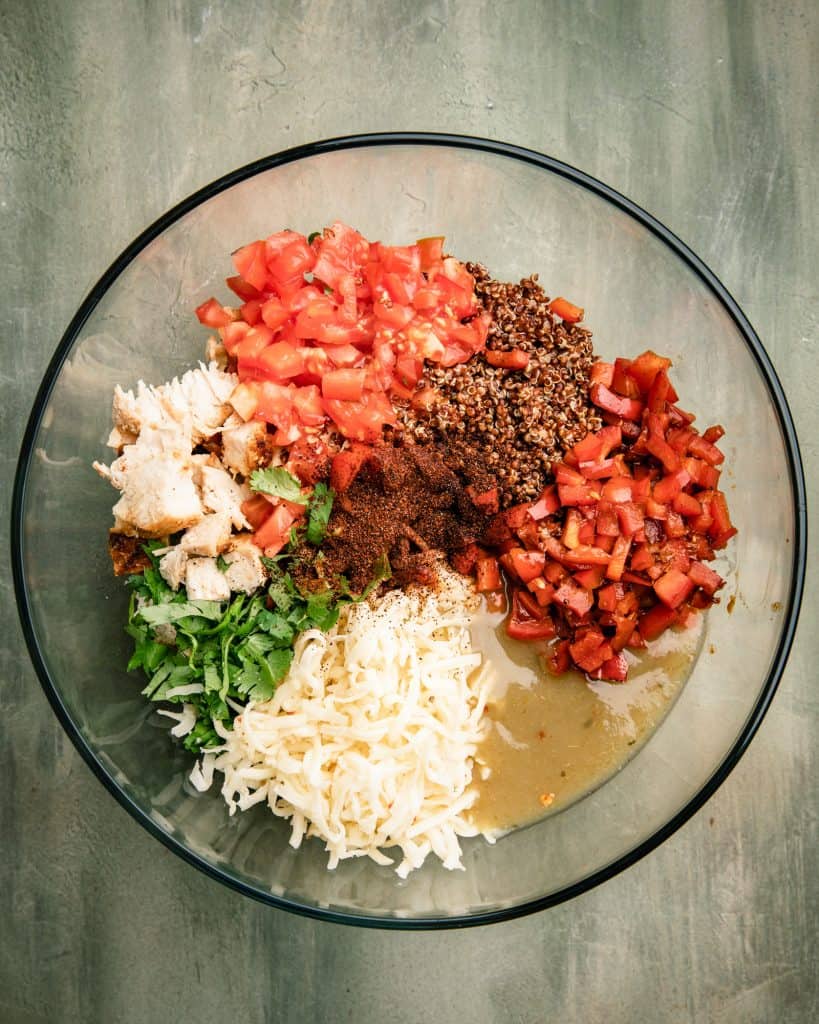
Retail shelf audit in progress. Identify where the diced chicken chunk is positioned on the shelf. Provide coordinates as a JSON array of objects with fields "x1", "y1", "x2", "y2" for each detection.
[
  {"x1": 195, "y1": 459, "x2": 251, "y2": 529},
  {"x1": 223, "y1": 534, "x2": 268, "y2": 594},
  {"x1": 159, "y1": 545, "x2": 188, "y2": 590},
  {"x1": 109, "y1": 363, "x2": 238, "y2": 447},
  {"x1": 180, "y1": 512, "x2": 232, "y2": 557},
  {"x1": 221, "y1": 420, "x2": 280, "y2": 479},
  {"x1": 112, "y1": 451, "x2": 203, "y2": 536},
  {"x1": 185, "y1": 557, "x2": 231, "y2": 601}
]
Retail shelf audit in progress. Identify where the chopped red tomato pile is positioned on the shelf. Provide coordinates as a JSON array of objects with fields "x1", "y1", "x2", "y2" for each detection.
[
  {"x1": 195, "y1": 223, "x2": 489, "y2": 444},
  {"x1": 457, "y1": 349, "x2": 736, "y2": 682}
]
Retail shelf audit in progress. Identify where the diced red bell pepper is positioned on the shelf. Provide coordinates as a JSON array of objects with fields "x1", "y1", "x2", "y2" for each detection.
[
  {"x1": 596, "y1": 583, "x2": 622, "y2": 612},
  {"x1": 653, "y1": 568, "x2": 695, "y2": 608},
  {"x1": 485, "y1": 348, "x2": 530, "y2": 369},
  {"x1": 577, "y1": 519, "x2": 597, "y2": 545},
  {"x1": 595, "y1": 533, "x2": 617, "y2": 552},
  {"x1": 645, "y1": 432, "x2": 680, "y2": 473},
  {"x1": 688, "y1": 434, "x2": 725, "y2": 466},
  {"x1": 661, "y1": 538, "x2": 691, "y2": 573},
  {"x1": 606, "y1": 535, "x2": 632, "y2": 581},
  {"x1": 646, "y1": 496, "x2": 668, "y2": 520},
  {"x1": 573, "y1": 565, "x2": 607, "y2": 589},
  {"x1": 508, "y1": 549, "x2": 546, "y2": 583},
  {"x1": 570, "y1": 630, "x2": 613, "y2": 673},
  {"x1": 688, "y1": 560, "x2": 724, "y2": 596},
  {"x1": 548, "y1": 639, "x2": 572, "y2": 675},
  {"x1": 667, "y1": 427, "x2": 696, "y2": 454},
  {"x1": 663, "y1": 511, "x2": 687, "y2": 538},
  {"x1": 630, "y1": 543, "x2": 655, "y2": 572},
  {"x1": 555, "y1": 463, "x2": 586, "y2": 486},
  {"x1": 543, "y1": 558, "x2": 567, "y2": 585},
  {"x1": 561, "y1": 508, "x2": 583, "y2": 548},
  {"x1": 571, "y1": 425, "x2": 622, "y2": 464},
  {"x1": 465, "y1": 485, "x2": 500, "y2": 515},
  {"x1": 579, "y1": 458, "x2": 617, "y2": 480},
  {"x1": 702, "y1": 424, "x2": 725, "y2": 444},
  {"x1": 600, "y1": 476, "x2": 635, "y2": 503},
  {"x1": 647, "y1": 368, "x2": 678, "y2": 412},
  {"x1": 329, "y1": 443, "x2": 372, "y2": 493},
  {"x1": 562, "y1": 545, "x2": 613, "y2": 567},
  {"x1": 552, "y1": 580, "x2": 594, "y2": 618},
  {"x1": 612, "y1": 358, "x2": 642, "y2": 399},
  {"x1": 528, "y1": 485, "x2": 560, "y2": 520},
  {"x1": 590, "y1": 652, "x2": 629, "y2": 682},
  {"x1": 616, "y1": 501, "x2": 645, "y2": 538},
  {"x1": 475, "y1": 556, "x2": 503, "y2": 592},
  {"x1": 549, "y1": 297, "x2": 584, "y2": 323},
  {"x1": 639, "y1": 603, "x2": 679, "y2": 641},
  {"x1": 708, "y1": 491, "x2": 738, "y2": 548},
  {"x1": 625, "y1": 350, "x2": 672, "y2": 396},
  {"x1": 451, "y1": 543, "x2": 483, "y2": 575},
  {"x1": 590, "y1": 361, "x2": 615, "y2": 387},
  {"x1": 683, "y1": 456, "x2": 721, "y2": 489},
  {"x1": 673, "y1": 492, "x2": 703, "y2": 517},
  {"x1": 590, "y1": 382, "x2": 644, "y2": 422},
  {"x1": 506, "y1": 589, "x2": 557, "y2": 641},
  {"x1": 558, "y1": 482, "x2": 600, "y2": 506}
]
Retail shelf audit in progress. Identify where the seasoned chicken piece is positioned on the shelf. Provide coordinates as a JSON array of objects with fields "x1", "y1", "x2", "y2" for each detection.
[
  {"x1": 159, "y1": 545, "x2": 188, "y2": 590},
  {"x1": 205, "y1": 335, "x2": 229, "y2": 370},
  {"x1": 109, "y1": 363, "x2": 238, "y2": 446},
  {"x1": 111, "y1": 449, "x2": 203, "y2": 536},
  {"x1": 108, "y1": 531, "x2": 153, "y2": 576},
  {"x1": 180, "y1": 512, "x2": 232, "y2": 557},
  {"x1": 223, "y1": 533, "x2": 267, "y2": 593},
  {"x1": 185, "y1": 557, "x2": 231, "y2": 601},
  {"x1": 195, "y1": 458, "x2": 251, "y2": 529},
  {"x1": 221, "y1": 420, "x2": 281, "y2": 479}
]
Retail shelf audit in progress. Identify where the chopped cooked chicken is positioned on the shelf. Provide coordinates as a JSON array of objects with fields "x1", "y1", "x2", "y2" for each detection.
[
  {"x1": 205, "y1": 335, "x2": 229, "y2": 370},
  {"x1": 111, "y1": 448, "x2": 203, "y2": 536},
  {"x1": 109, "y1": 363, "x2": 237, "y2": 446},
  {"x1": 185, "y1": 557, "x2": 231, "y2": 601},
  {"x1": 180, "y1": 512, "x2": 233, "y2": 557},
  {"x1": 221, "y1": 420, "x2": 280, "y2": 479},
  {"x1": 108, "y1": 532, "x2": 153, "y2": 576},
  {"x1": 223, "y1": 533, "x2": 267, "y2": 593},
  {"x1": 195, "y1": 458, "x2": 251, "y2": 529},
  {"x1": 159, "y1": 545, "x2": 188, "y2": 590}
]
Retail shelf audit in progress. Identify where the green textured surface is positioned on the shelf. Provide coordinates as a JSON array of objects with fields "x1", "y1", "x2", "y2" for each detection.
[{"x1": 2, "y1": 1, "x2": 817, "y2": 1021}]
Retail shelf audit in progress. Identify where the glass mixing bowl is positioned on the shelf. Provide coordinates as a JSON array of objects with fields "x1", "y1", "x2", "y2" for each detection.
[{"x1": 12, "y1": 134, "x2": 806, "y2": 928}]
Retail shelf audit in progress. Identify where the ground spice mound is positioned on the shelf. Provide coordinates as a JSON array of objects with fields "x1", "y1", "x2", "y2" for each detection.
[
  {"x1": 398, "y1": 264, "x2": 601, "y2": 507},
  {"x1": 295, "y1": 442, "x2": 492, "y2": 592}
]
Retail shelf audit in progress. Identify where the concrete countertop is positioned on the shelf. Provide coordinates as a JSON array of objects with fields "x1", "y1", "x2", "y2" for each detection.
[{"x1": 2, "y1": 2, "x2": 816, "y2": 1021}]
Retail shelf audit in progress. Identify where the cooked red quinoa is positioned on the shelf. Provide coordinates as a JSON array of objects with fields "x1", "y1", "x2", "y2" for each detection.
[{"x1": 397, "y1": 264, "x2": 601, "y2": 507}]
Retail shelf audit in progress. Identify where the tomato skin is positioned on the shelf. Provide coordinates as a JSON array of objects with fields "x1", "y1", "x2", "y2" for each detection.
[{"x1": 251, "y1": 502, "x2": 303, "y2": 555}]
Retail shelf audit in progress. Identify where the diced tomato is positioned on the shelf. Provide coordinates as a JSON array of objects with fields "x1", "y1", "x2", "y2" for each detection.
[
  {"x1": 311, "y1": 222, "x2": 370, "y2": 289},
  {"x1": 254, "y1": 380, "x2": 295, "y2": 433},
  {"x1": 291, "y1": 385, "x2": 326, "y2": 427},
  {"x1": 321, "y1": 368, "x2": 366, "y2": 402},
  {"x1": 285, "y1": 436, "x2": 330, "y2": 485},
  {"x1": 558, "y1": 482, "x2": 599, "y2": 506},
  {"x1": 596, "y1": 583, "x2": 621, "y2": 612},
  {"x1": 562, "y1": 545, "x2": 612, "y2": 567},
  {"x1": 549, "y1": 297, "x2": 584, "y2": 323},
  {"x1": 220, "y1": 320, "x2": 251, "y2": 355},
  {"x1": 226, "y1": 275, "x2": 262, "y2": 302},
  {"x1": 663, "y1": 510, "x2": 687, "y2": 539},
  {"x1": 572, "y1": 425, "x2": 622, "y2": 464},
  {"x1": 267, "y1": 237, "x2": 316, "y2": 292},
  {"x1": 255, "y1": 342, "x2": 306, "y2": 381},
  {"x1": 259, "y1": 297, "x2": 290, "y2": 331},
  {"x1": 673, "y1": 492, "x2": 702, "y2": 517},
  {"x1": 195, "y1": 297, "x2": 234, "y2": 328},
  {"x1": 573, "y1": 565, "x2": 607, "y2": 589},
  {"x1": 606, "y1": 535, "x2": 632, "y2": 582},
  {"x1": 241, "y1": 494, "x2": 274, "y2": 531},
  {"x1": 590, "y1": 652, "x2": 629, "y2": 681},
  {"x1": 616, "y1": 501, "x2": 645, "y2": 538},
  {"x1": 416, "y1": 236, "x2": 444, "y2": 270},
  {"x1": 239, "y1": 298, "x2": 263, "y2": 326},
  {"x1": 709, "y1": 490, "x2": 738, "y2": 548},
  {"x1": 252, "y1": 502, "x2": 303, "y2": 555},
  {"x1": 600, "y1": 476, "x2": 634, "y2": 503},
  {"x1": 323, "y1": 390, "x2": 396, "y2": 442},
  {"x1": 232, "y1": 240, "x2": 269, "y2": 293}
]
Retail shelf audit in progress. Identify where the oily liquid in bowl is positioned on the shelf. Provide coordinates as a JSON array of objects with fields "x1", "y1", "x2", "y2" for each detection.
[{"x1": 470, "y1": 609, "x2": 704, "y2": 833}]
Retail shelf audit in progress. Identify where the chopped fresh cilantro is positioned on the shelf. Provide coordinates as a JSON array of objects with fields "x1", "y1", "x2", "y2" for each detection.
[
  {"x1": 306, "y1": 482, "x2": 334, "y2": 545},
  {"x1": 249, "y1": 467, "x2": 307, "y2": 505}
]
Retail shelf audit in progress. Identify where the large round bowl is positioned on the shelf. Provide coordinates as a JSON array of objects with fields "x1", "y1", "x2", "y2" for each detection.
[{"x1": 12, "y1": 133, "x2": 806, "y2": 928}]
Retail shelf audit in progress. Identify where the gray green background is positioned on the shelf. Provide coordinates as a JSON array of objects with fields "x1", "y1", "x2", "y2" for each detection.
[{"x1": 2, "y1": 2, "x2": 817, "y2": 1022}]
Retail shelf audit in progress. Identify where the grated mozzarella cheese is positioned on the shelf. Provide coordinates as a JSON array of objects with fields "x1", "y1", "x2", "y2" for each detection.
[{"x1": 192, "y1": 570, "x2": 495, "y2": 877}]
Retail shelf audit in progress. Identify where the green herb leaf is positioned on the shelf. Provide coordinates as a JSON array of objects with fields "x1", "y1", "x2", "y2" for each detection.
[
  {"x1": 306, "y1": 482, "x2": 334, "y2": 545},
  {"x1": 249, "y1": 467, "x2": 307, "y2": 505},
  {"x1": 307, "y1": 231, "x2": 320, "y2": 244}
]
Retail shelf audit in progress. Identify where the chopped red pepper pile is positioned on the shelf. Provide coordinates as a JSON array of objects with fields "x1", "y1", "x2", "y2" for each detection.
[
  {"x1": 457, "y1": 349, "x2": 737, "y2": 682},
  {"x1": 195, "y1": 223, "x2": 490, "y2": 445}
]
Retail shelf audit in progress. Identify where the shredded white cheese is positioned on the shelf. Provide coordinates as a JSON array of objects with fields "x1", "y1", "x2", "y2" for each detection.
[{"x1": 191, "y1": 570, "x2": 495, "y2": 877}]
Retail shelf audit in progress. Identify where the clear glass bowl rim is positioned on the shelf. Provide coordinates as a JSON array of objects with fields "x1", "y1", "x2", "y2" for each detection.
[{"x1": 11, "y1": 131, "x2": 808, "y2": 929}]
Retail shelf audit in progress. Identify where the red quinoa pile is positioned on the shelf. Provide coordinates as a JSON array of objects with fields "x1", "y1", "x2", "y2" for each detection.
[{"x1": 397, "y1": 264, "x2": 602, "y2": 508}]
